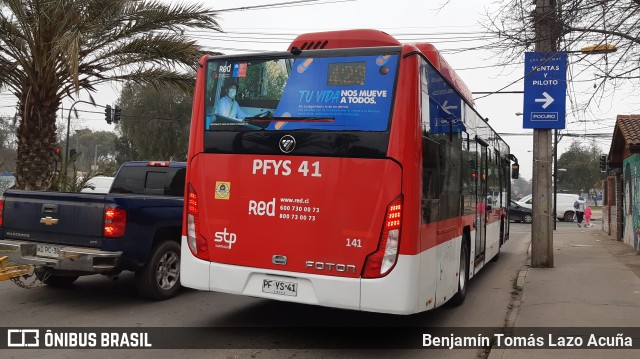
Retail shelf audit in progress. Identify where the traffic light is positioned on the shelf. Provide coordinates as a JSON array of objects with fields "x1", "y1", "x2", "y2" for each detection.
[
  {"x1": 53, "y1": 147, "x2": 62, "y2": 171},
  {"x1": 114, "y1": 105, "x2": 121, "y2": 123},
  {"x1": 105, "y1": 105, "x2": 112, "y2": 124},
  {"x1": 69, "y1": 149, "x2": 77, "y2": 162},
  {"x1": 599, "y1": 154, "x2": 607, "y2": 172},
  {"x1": 54, "y1": 147, "x2": 62, "y2": 162}
]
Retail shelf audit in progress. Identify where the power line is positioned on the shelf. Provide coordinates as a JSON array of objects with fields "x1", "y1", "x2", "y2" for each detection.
[{"x1": 213, "y1": 0, "x2": 355, "y2": 13}]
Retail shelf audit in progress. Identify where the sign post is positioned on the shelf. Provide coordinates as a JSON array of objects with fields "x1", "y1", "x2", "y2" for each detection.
[{"x1": 525, "y1": 50, "x2": 566, "y2": 268}]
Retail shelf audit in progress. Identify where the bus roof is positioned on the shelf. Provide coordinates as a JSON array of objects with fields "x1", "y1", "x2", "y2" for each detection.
[
  {"x1": 414, "y1": 43, "x2": 475, "y2": 108},
  {"x1": 287, "y1": 29, "x2": 474, "y2": 107},
  {"x1": 287, "y1": 29, "x2": 400, "y2": 51}
]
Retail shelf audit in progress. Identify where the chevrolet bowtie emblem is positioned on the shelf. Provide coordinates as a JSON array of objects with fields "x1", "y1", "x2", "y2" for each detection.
[{"x1": 40, "y1": 216, "x2": 59, "y2": 226}]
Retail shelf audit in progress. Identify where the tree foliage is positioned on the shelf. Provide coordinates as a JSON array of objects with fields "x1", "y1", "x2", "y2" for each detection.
[
  {"x1": 512, "y1": 177, "x2": 533, "y2": 198},
  {"x1": 114, "y1": 135, "x2": 140, "y2": 165},
  {"x1": 61, "y1": 129, "x2": 118, "y2": 174},
  {"x1": 0, "y1": 0, "x2": 220, "y2": 190},
  {"x1": 557, "y1": 140, "x2": 606, "y2": 194},
  {"x1": 485, "y1": 1, "x2": 640, "y2": 103},
  {"x1": 117, "y1": 82, "x2": 192, "y2": 162}
]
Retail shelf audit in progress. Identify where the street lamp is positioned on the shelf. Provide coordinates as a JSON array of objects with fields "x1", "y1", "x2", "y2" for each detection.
[
  {"x1": 64, "y1": 100, "x2": 97, "y2": 172},
  {"x1": 580, "y1": 44, "x2": 617, "y2": 54},
  {"x1": 92, "y1": 144, "x2": 99, "y2": 171}
]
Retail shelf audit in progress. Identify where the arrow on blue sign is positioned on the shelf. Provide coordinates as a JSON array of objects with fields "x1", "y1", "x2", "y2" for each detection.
[
  {"x1": 535, "y1": 92, "x2": 554, "y2": 109},
  {"x1": 442, "y1": 100, "x2": 458, "y2": 115}
]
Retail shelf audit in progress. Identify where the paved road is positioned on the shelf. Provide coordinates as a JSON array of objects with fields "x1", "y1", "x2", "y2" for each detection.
[{"x1": 1, "y1": 224, "x2": 533, "y2": 359}]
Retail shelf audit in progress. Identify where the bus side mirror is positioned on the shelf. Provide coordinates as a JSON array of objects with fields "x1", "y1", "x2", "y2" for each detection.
[{"x1": 511, "y1": 164, "x2": 519, "y2": 179}]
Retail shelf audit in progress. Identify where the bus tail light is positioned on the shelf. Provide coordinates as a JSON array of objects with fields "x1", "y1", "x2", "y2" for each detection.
[
  {"x1": 362, "y1": 196, "x2": 403, "y2": 278},
  {"x1": 187, "y1": 184, "x2": 209, "y2": 260},
  {"x1": 104, "y1": 205, "x2": 126, "y2": 238},
  {"x1": 0, "y1": 199, "x2": 4, "y2": 228}
]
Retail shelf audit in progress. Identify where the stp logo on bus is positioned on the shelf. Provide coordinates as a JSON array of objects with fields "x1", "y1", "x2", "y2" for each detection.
[
  {"x1": 279, "y1": 135, "x2": 296, "y2": 153},
  {"x1": 214, "y1": 227, "x2": 237, "y2": 249}
]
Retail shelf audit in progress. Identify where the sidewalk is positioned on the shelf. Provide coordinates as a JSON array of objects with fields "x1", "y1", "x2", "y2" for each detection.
[{"x1": 490, "y1": 221, "x2": 640, "y2": 358}]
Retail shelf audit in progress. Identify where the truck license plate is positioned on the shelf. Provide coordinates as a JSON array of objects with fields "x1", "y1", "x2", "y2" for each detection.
[
  {"x1": 262, "y1": 279, "x2": 298, "y2": 297},
  {"x1": 36, "y1": 244, "x2": 60, "y2": 258}
]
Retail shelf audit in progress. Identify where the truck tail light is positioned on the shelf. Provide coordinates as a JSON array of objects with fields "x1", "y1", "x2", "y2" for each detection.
[
  {"x1": 104, "y1": 205, "x2": 126, "y2": 238},
  {"x1": 187, "y1": 184, "x2": 209, "y2": 260},
  {"x1": 0, "y1": 199, "x2": 4, "y2": 228},
  {"x1": 362, "y1": 196, "x2": 403, "y2": 278}
]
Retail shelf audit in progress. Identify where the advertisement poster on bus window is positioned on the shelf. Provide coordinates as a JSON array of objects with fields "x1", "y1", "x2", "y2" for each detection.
[{"x1": 269, "y1": 55, "x2": 398, "y2": 131}]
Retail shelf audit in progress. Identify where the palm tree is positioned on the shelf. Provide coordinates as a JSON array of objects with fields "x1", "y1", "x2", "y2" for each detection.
[{"x1": 0, "y1": 0, "x2": 220, "y2": 189}]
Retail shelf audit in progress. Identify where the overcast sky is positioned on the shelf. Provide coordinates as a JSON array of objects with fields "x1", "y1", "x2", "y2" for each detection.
[{"x1": 1, "y1": 0, "x2": 636, "y2": 180}]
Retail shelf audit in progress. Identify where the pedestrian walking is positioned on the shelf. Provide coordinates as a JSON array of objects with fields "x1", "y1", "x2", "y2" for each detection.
[
  {"x1": 574, "y1": 198, "x2": 586, "y2": 227},
  {"x1": 584, "y1": 206, "x2": 592, "y2": 228}
]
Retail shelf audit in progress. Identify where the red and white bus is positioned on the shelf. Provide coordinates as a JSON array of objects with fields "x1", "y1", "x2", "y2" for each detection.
[{"x1": 181, "y1": 29, "x2": 518, "y2": 315}]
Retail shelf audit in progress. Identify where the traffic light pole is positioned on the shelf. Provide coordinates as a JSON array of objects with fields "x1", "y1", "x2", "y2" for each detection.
[{"x1": 64, "y1": 100, "x2": 99, "y2": 172}]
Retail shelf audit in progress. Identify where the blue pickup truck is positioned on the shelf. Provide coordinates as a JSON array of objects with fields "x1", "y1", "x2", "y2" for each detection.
[{"x1": 0, "y1": 161, "x2": 185, "y2": 300}]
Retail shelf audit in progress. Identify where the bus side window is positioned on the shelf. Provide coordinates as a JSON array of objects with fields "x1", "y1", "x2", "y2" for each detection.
[{"x1": 422, "y1": 135, "x2": 440, "y2": 224}]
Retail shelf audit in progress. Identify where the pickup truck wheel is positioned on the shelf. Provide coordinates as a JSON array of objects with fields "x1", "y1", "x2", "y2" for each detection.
[
  {"x1": 136, "y1": 241, "x2": 181, "y2": 300},
  {"x1": 43, "y1": 275, "x2": 79, "y2": 286}
]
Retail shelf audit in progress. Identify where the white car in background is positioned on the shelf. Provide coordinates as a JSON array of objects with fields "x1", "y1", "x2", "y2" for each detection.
[
  {"x1": 516, "y1": 194, "x2": 532, "y2": 208},
  {"x1": 80, "y1": 176, "x2": 115, "y2": 194},
  {"x1": 516, "y1": 193, "x2": 583, "y2": 221}
]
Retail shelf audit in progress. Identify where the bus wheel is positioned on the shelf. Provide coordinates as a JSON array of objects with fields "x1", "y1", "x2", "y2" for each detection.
[{"x1": 449, "y1": 242, "x2": 469, "y2": 306}]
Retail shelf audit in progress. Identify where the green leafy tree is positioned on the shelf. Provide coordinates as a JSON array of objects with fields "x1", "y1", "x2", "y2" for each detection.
[
  {"x1": 117, "y1": 82, "x2": 192, "y2": 161},
  {"x1": 0, "y1": 0, "x2": 220, "y2": 190},
  {"x1": 114, "y1": 135, "x2": 140, "y2": 165},
  {"x1": 557, "y1": 140, "x2": 606, "y2": 199},
  {"x1": 62, "y1": 129, "x2": 118, "y2": 173},
  {"x1": 511, "y1": 177, "x2": 532, "y2": 199}
]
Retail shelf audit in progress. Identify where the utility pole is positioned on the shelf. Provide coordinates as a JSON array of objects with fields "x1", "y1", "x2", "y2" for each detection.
[{"x1": 531, "y1": 0, "x2": 560, "y2": 268}]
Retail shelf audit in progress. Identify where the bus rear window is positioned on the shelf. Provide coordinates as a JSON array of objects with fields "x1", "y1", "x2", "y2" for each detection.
[{"x1": 205, "y1": 54, "x2": 398, "y2": 132}]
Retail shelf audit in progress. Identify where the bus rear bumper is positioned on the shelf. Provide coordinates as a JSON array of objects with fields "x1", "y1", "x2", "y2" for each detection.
[
  {"x1": 179, "y1": 235, "x2": 426, "y2": 314},
  {"x1": 209, "y1": 262, "x2": 362, "y2": 311}
]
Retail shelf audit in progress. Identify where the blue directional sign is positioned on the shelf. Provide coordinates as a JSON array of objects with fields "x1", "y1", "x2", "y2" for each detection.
[
  {"x1": 523, "y1": 52, "x2": 567, "y2": 129},
  {"x1": 426, "y1": 65, "x2": 464, "y2": 134}
]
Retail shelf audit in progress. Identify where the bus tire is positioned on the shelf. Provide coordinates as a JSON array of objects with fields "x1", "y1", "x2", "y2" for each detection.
[
  {"x1": 491, "y1": 249, "x2": 501, "y2": 263},
  {"x1": 449, "y1": 241, "x2": 469, "y2": 306},
  {"x1": 136, "y1": 240, "x2": 181, "y2": 300}
]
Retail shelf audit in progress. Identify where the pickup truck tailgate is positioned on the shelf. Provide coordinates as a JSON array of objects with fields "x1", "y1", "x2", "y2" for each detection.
[{"x1": 2, "y1": 190, "x2": 106, "y2": 248}]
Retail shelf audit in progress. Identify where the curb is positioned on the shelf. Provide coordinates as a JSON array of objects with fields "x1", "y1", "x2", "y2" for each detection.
[
  {"x1": 487, "y1": 241, "x2": 531, "y2": 359},
  {"x1": 515, "y1": 270, "x2": 527, "y2": 290}
]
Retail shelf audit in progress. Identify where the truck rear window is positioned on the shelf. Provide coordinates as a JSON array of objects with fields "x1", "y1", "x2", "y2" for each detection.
[{"x1": 110, "y1": 167, "x2": 186, "y2": 196}]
